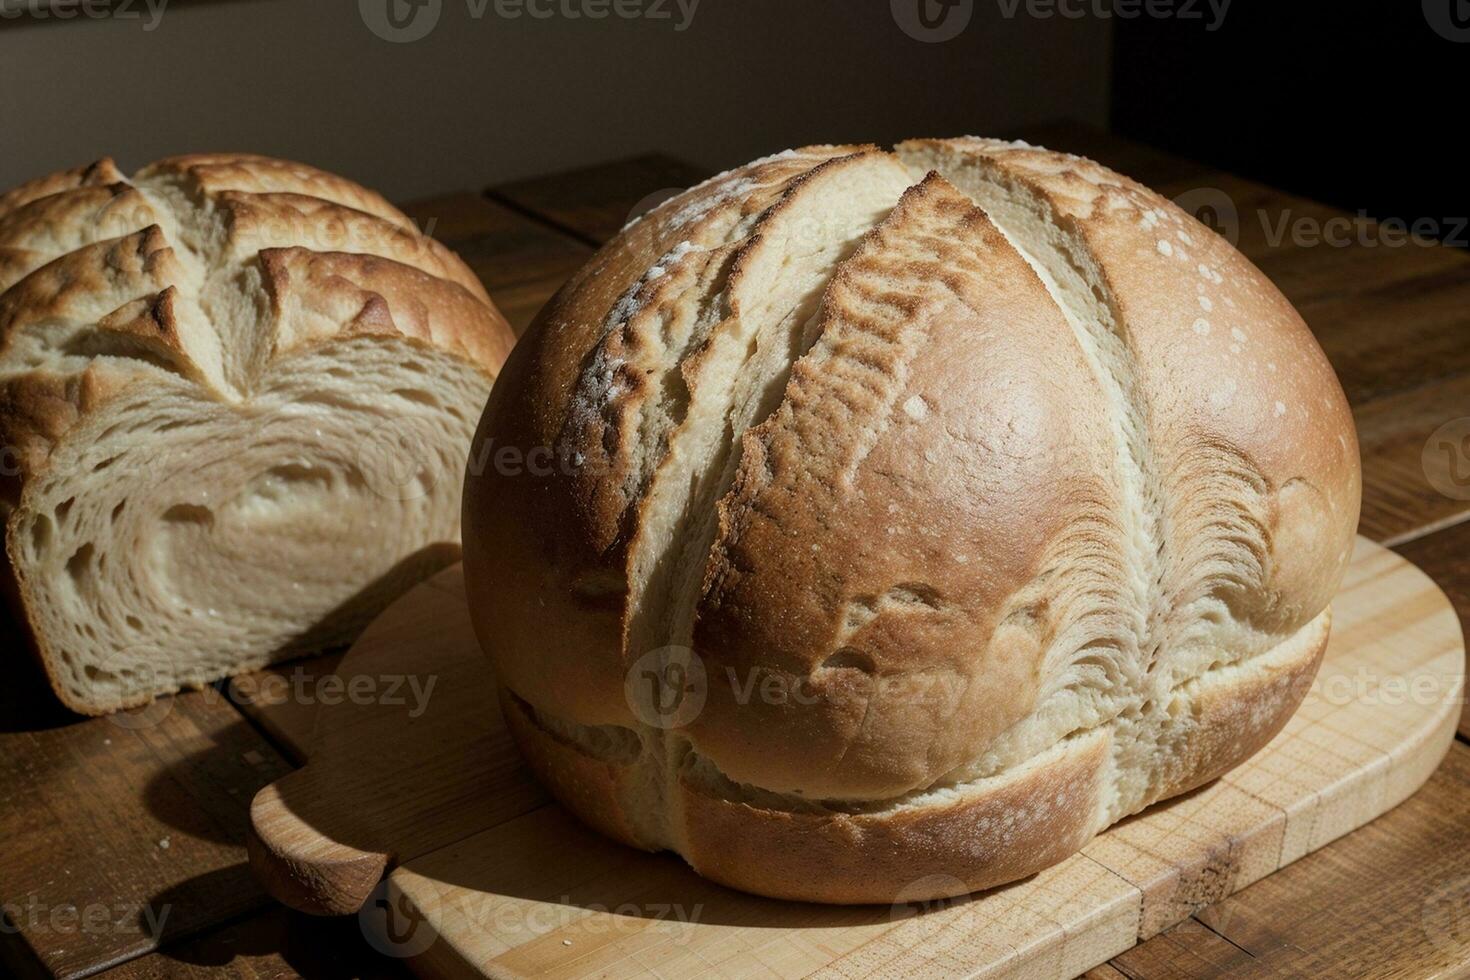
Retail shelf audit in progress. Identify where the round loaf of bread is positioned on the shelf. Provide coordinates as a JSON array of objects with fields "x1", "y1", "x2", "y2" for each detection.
[
  {"x1": 0, "y1": 153, "x2": 515, "y2": 715},
  {"x1": 462, "y1": 139, "x2": 1361, "y2": 903}
]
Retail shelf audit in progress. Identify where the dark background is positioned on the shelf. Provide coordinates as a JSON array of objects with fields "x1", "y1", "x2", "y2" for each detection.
[
  {"x1": 0, "y1": 1, "x2": 1464, "y2": 240},
  {"x1": 1113, "y1": 2, "x2": 1466, "y2": 245}
]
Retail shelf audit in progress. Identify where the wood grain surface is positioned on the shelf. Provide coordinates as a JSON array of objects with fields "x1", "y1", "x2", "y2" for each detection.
[
  {"x1": 3, "y1": 124, "x2": 1468, "y2": 979},
  {"x1": 1396, "y1": 520, "x2": 1470, "y2": 740},
  {"x1": 93, "y1": 908, "x2": 411, "y2": 980},
  {"x1": 0, "y1": 658, "x2": 291, "y2": 979},
  {"x1": 1107, "y1": 745, "x2": 1470, "y2": 978},
  {"x1": 397, "y1": 194, "x2": 592, "y2": 336},
  {"x1": 243, "y1": 538, "x2": 1461, "y2": 978}
]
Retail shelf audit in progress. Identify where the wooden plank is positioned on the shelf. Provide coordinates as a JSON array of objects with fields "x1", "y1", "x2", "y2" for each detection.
[
  {"x1": 1105, "y1": 918, "x2": 1259, "y2": 978},
  {"x1": 383, "y1": 810, "x2": 1140, "y2": 980},
  {"x1": 1112, "y1": 743, "x2": 1470, "y2": 979},
  {"x1": 1395, "y1": 519, "x2": 1470, "y2": 739},
  {"x1": 396, "y1": 192, "x2": 591, "y2": 337},
  {"x1": 244, "y1": 538, "x2": 1462, "y2": 978},
  {"x1": 1082, "y1": 964, "x2": 1136, "y2": 980},
  {"x1": 226, "y1": 653, "x2": 344, "y2": 766},
  {"x1": 226, "y1": 570, "x2": 468, "y2": 767},
  {"x1": 490, "y1": 154, "x2": 711, "y2": 246},
  {"x1": 1357, "y1": 372, "x2": 1470, "y2": 547},
  {"x1": 1289, "y1": 257, "x2": 1470, "y2": 408},
  {"x1": 94, "y1": 906, "x2": 410, "y2": 980},
  {"x1": 1100, "y1": 518, "x2": 1470, "y2": 978},
  {"x1": 1080, "y1": 782, "x2": 1284, "y2": 941},
  {"x1": 0, "y1": 642, "x2": 292, "y2": 979},
  {"x1": 1219, "y1": 542, "x2": 1462, "y2": 865}
]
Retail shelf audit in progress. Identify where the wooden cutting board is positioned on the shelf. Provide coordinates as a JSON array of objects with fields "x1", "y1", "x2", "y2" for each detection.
[{"x1": 247, "y1": 537, "x2": 1464, "y2": 979}]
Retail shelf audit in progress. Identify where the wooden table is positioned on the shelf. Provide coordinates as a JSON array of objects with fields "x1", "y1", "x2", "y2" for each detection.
[{"x1": 1, "y1": 124, "x2": 1466, "y2": 980}]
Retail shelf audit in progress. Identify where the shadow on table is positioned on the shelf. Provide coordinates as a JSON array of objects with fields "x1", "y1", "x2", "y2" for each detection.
[
  {"x1": 133, "y1": 889, "x2": 410, "y2": 979},
  {"x1": 0, "y1": 606, "x2": 86, "y2": 733}
]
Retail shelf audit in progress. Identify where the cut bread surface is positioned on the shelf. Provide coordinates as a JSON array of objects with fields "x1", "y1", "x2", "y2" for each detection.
[
  {"x1": 1, "y1": 154, "x2": 515, "y2": 714},
  {"x1": 462, "y1": 139, "x2": 1360, "y2": 903}
]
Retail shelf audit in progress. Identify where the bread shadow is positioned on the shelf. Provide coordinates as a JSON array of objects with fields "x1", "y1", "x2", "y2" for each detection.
[
  {"x1": 0, "y1": 646, "x2": 84, "y2": 732},
  {"x1": 139, "y1": 872, "x2": 409, "y2": 978},
  {"x1": 138, "y1": 542, "x2": 465, "y2": 844},
  {"x1": 0, "y1": 601, "x2": 85, "y2": 732},
  {"x1": 273, "y1": 542, "x2": 463, "y2": 658}
]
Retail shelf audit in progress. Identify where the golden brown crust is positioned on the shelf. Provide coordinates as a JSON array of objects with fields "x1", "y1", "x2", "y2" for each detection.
[
  {"x1": 0, "y1": 183, "x2": 160, "y2": 294},
  {"x1": 1157, "y1": 608, "x2": 1330, "y2": 800},
  {"x1": 217, "y1": 191, "x2": 492, "y2": 305},
  {"x1": 259, "y1": 247, "x2": 511, "y2": 372},
  {"x1": 678, "y1": 610, "x2": 1328, "y2": 904},
  {"x1": 537, "y1": 145, "x2": 868, "y2": 553},
  {"x1": 497, "y1": 611, "x2": 1327, "y2": 904},
  {"x1": 0, "y1": 365, "x2": 137, "y2": 507},
  {"x1": 676, "y1": 730, "x2": 1110, "y2": 904},
  {"x1": 0, "y1": 158, "x2": 128, "y2": 220},
  {"x1": 0, "y1": 226, "x2": 201, "y2": 500},
  {"x1": 0, "y1": 156, "x2": 513, "y2": 486},
  {"x1": 499, "y1": 688, "x2": 647, "y2": 850},
  {"x1": 0, "y1": 226, "x2": 185, "y2": 351},
  {"x1": 134, "y1": 153, "x2": 412, "y2": 229}
]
